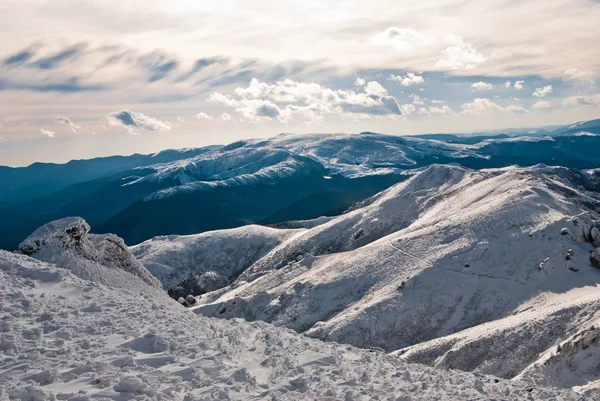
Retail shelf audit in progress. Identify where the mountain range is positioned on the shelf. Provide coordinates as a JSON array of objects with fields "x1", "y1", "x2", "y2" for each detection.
[{"x1": 1, "y1": 119, "x2": 600, "y2": 251}]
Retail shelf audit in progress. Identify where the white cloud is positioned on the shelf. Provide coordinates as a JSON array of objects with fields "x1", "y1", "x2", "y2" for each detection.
[
  {"x1": 533, "y1": 85, "x2": 552, "y2": 98},
  {"x1": 471, "y1": 81, "x2": 494, "y2": 91},
  {"x1": 390, "y1": 72, "x2": 424, "y2": 86},
  {"x1": 514, "y1": 80, "x2": 525, "y2": 90},
  {"x1": 195, "y1": 112, "x2": 214, "y2": 120},
  {"x1": 562, "y1": 94, "x2": 600, "y2": 108},
  {"x1": 426, "y1": 105, "x2": 453, "y2": 115},
  {"x1": 431, "y1": 99, "x2": 446, "y2": 104},
  {"x1": 435, "y1": 35, "x2": 487, "y2": 70},
  {"x1": 54, "y1": 116, "x2": 81, "y2": 133},
  {"x1": 354, "y1": 77, "x2": 366, "y2": 86},
  {"x1": 532, "y1": 100, "x2": 552, "y2": 109},
  {"x1": 504, "y1": 81, "x2": 511, "y2": 88},
  {"x1": 106, "y1": 109, "x2": 172, "y2": 135},
  {"x1": 400, "y1": 104, "x2": 417, "y2": 115},
  {"x1": 373, "y1": 28, "x2": 434, "y2": 52},
  {"x1": 40, "y1": 128, "x2": 56, "y2": 138},
  {"x1": 409, "y1": 94, "x2": 425, "y2": 106},
  {"x1": 364, "y1": 81, "x2": 388, "y2": 97},
  {"x1": 220, "y1": 113, "x2": 232, "y2": 121},
  {"x1": 209, "y1": 78, "x2": 402, "y2": 124},
  {"x1": 461, "y1": 98, "x2": 527, "y2": 115},
  {"x1": 564, "y1": 68, "x2": 593, "y2": 81}
]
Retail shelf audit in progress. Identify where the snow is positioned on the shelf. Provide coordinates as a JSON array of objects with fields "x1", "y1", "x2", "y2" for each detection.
[
  {"x1": 18, "y1": 217, "x2": 161, "y2": 289},
  {"x1": 187, "y1": 165, "x2": 600, "y2": 393},
  {"x1": 2, "y1": 250, "x2": 584, "y2": 400},
  {"x1": 131, "y1": 225, "x2": 304, "y2": 289}
]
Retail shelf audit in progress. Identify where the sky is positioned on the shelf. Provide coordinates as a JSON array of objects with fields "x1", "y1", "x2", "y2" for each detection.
[{"x1": 1, "y1": 0, "x2": 599, "y2": 166}]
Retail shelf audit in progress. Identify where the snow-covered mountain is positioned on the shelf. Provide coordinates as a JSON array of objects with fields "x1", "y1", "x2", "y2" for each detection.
[
  {"x1": 4, "y1": 230, "x2": 585, "y2": 400},
  {"x1": 138, "y1": 164, "x2": 600, "y2": 392},
  {"x1": 2, "y1": 122, "x2": 600, "y2": 251}
]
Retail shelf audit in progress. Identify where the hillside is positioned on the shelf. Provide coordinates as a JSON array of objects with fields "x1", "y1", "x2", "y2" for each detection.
[
  {"x1": 184, "y1": 164, "x2": 600, "y2": 392},
  {"x1": 2, "y1": 233, "x2": 585, "y2": 399}
]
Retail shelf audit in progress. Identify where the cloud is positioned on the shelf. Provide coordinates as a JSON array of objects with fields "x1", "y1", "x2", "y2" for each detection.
[
  {"x1": 562, "y1": 94, "x2": 600, "y2": 107},
  {"x1": 220, "y1": 113, "x2": 232, "y2": 121},
  {"x1": 504, "y1": 81, "x2": 511, "y2": 88},
  {"x1": 373, "y1": 28, "x2": 434, "y2": 52},
  {"x1": 564, "y1": 68, "x2": 593, "y2": 81},
  {"x1": 54, "y1": 116, "x2": 81, "y2": 133},
  {"x1": 106, "y1": 109, "x2": 172, "y2": 134},
  {"x1": 209, "y1": 78, "x2": 402, "y2": 124},
  {"x1": 461, "y1": 98, "x2": 527, "y2": 115},
  {"x1": 514, "y1": 81, "x2": 525, "y2": 90},
  {"x1": 471, "y1": 81, "x2": 494, "y2": 91},
  {"x1": 533, "y1": 85, "x2": 552, "y2": 97},
  {"x1": 195, "y1": 112, "x2": 214, "y2": 120},
  {"x1": 31, "y1": 43, "x2": 87, "y2": 69},
  {"x1": 354, "y1": 77, "x2": 366, "y2": 86},
  {"x1": 532, "y1": 100, "x2": 552, "y2": 109},
  {"x1": 435, "y1": 35, "x2": 487, "y2": 70},
  {"x1": 138, "y1": 51, "x2": 179, "y2": 82},
  {"x1": 390, "y1": 72, "x2": 424, "y2": 86},
  {"x1": 431, "y1": 99, "x2": 446, "y2": 104},
  {"x1": 422, "y1": 105, "x2": 453, "y2": 115},
  {"x1": 364, "y1": 81, "x2": 388, "y2": 96},
  {"x1": 40, "y1": 128, "x2": 56, "y2": 138},
  {"x1": 409, "y1": 94, "x2": 425, "y2": 105},
  {"x1": 3, "y1": 49, "x2": 35, "y2": 67}
]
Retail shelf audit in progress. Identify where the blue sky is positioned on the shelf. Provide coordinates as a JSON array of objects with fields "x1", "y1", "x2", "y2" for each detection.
[{"x1": 1, "y1": 0, "x2": 599, "y2": 166}]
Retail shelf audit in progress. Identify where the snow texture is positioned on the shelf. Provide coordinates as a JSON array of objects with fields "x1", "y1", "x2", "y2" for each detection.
[
  {"x1": 2, "y1": 250, "x2": 586, "y2": 400},
  {"x1": 188, "y1": 165, "x2": 600, "y2": 393},
  {"x1": 131, "y1": 225, "x2": 303, "y2": 290}
]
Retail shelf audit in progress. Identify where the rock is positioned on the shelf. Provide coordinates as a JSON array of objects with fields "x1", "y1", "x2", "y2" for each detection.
[
  {"x1": 186, "y1": 294, "x2": 197, "y2": 306},
  {"x1": 560, "y1": 228, "x2": 571, "y2": 236},
  {"x1": 591, "y1": 248, "x2": 600, "y2": 269},
  {"x1": 19, "y1": 217, "x2": 162, "y2": 288},
  {"x1": 591, "y1": 227, "x2": 600, "y2": 247}
]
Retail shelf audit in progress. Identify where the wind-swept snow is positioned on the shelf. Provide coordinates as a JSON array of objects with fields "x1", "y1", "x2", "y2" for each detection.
[
  {"x1": 189, "y1": 165, "x2": 600, "y2": 392},
  {"x1": 2, "y1": 250, "x2": 585, "y2": 400},
  {"x1": 131, "y1": 225, "x2": 304, "y2": 289}
]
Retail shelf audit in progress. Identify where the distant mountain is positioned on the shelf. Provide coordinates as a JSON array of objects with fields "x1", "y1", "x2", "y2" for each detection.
[
  {"x1": 1, "y1": 119, "x2": 600, "y2": 251},
  {"x1": 0, "y1": 147, "x2": 219, "y2": 204}
]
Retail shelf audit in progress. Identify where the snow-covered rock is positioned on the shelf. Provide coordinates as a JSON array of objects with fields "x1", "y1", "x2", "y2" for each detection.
[
  {"x1": 19, "y1": 217, "x2": 161, "y2": 289},
  {"x1": 2, "y1": 249, "x2": 584, "y2": 400}
]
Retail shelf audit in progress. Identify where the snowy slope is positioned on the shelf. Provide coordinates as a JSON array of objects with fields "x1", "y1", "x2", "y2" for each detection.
[
  {"x1": 131, "y1": 225, "x2": 304, "y2": 289},
  {"x1": 3, "y1": 250, "x2": 587, "y2": 400},
  {"x1": 190, "y1": 165, "x2": 600, "y2": 389}
]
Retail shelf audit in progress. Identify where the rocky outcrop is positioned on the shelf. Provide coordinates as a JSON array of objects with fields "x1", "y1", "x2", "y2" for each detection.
[
  {"x1": 591, "y1": 249, "x2": 600, "y2": 269},
  {"x1": 19, "y1": 217, "x2": 161, "y2": 288}
]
